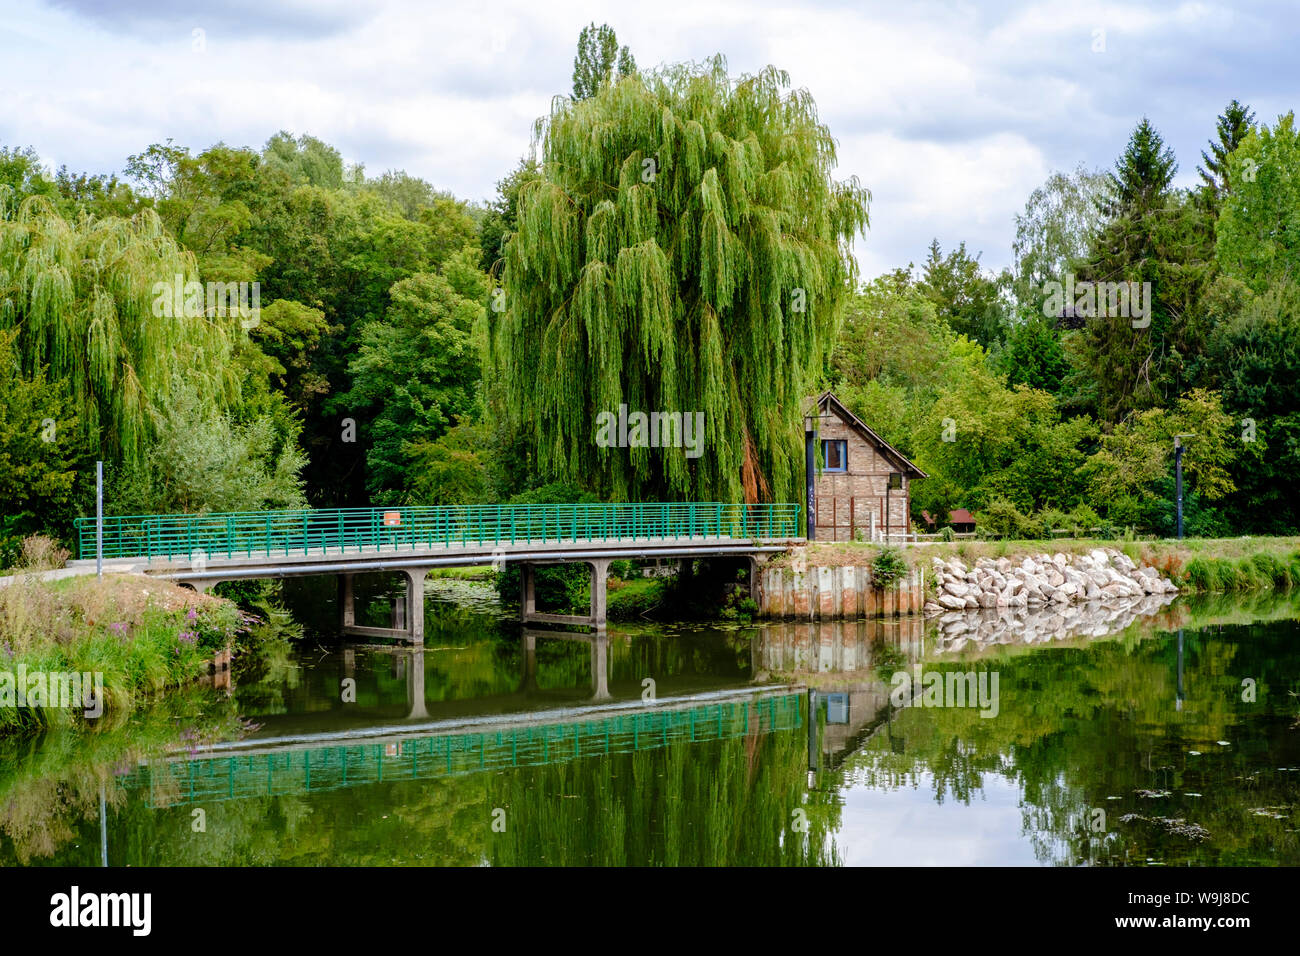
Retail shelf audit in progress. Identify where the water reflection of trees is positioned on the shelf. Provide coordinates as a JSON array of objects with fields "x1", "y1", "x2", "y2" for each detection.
[{"x1": 839, "y1": 616, "x2": 1300, "y2": 865}]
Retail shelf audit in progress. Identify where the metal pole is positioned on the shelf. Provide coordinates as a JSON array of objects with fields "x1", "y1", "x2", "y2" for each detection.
[
  {"x1": 99, "y1": 784, "x2": 108, "y2": 866},
  {"x1": 804, "y1": 422, "x2": 817, "y2": 541},
  {"x1": 1175, "y1": 442, "x2": 1185, "y2": 540},
  {"x1": 1176, "y1": 629, "x2": 1184, "y2": 712},
  {"x1": 96, "y1": 460, "x2": 103, "y2": 578}
]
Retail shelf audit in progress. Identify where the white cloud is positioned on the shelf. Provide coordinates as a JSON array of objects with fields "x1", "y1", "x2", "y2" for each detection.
[{"x1": 2, "y1": 0, "x2": 1297, "y2": 275}]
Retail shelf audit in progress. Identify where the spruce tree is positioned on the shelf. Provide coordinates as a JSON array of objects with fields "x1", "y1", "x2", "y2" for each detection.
[{"x1": 1197, "y1": 99, "x2": 1256, "y2": 200}]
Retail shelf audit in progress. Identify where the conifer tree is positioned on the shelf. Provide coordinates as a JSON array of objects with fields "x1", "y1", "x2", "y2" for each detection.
[{"x1": 1197, "y1": 99, "x2": 1256, "y2": 200}]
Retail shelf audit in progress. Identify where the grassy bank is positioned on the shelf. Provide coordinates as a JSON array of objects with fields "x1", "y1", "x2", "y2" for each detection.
[
  {"x1": 772, "y1": 537, "x2": 1300, "y2": 595},
  {"x1": 0, "y1": 574, "x2": 243, "y2": 736}
]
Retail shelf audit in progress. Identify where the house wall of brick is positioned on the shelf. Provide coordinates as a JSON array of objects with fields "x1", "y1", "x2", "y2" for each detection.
[{"x1": 811, "y1": 411, "x2": 910, "y2": 542}]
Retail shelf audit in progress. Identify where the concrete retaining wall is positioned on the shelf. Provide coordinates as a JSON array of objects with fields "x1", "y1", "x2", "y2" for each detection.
[{"x1": 755, "y1": 565, "x2": 925, "y2": 619}]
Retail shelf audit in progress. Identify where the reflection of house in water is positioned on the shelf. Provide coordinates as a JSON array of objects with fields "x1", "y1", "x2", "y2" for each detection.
[{"x1": 754, "y1": 619, "x2": 925, "y2": 772}]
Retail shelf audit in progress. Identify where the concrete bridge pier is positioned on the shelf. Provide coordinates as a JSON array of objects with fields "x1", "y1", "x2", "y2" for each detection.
[
  {"x1": 338, "y1": 568, "x2": 427, "y2": 644},
  {"x1": 519, "y1": 559, "x2": 611, "y2": 631},
  {"x1": 405, "y1": 647, "x2": 429, "y2": 719},
  {"x1": 590, "y1": 632, "x2": 611, "y2": 701},
  {"x1": 519, "y1": 630, "x2": 538, "y2": 693}
]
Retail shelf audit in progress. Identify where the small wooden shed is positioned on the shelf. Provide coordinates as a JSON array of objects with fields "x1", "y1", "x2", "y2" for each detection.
[{"x1": 804, "y1": 391, "x2": 927, "y2": 542}]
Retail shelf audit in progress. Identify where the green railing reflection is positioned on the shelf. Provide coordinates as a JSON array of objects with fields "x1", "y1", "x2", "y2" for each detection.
[{"x1": 118, "y1": 694, "x2": 803, "y2": 807}]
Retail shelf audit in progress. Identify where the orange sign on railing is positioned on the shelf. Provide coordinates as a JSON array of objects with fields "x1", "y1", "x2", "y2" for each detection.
[{"x1": 383, "y1": 511, "x2": 401, "y2": 527}]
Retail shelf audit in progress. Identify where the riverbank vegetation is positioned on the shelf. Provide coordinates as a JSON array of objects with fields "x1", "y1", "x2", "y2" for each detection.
[{"x1": 0, "y1": 573, "x2": 242, "y2": 735}]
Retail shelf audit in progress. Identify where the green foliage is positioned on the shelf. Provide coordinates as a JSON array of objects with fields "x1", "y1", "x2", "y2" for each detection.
[
  {"x1": 477, "y1": 158, "x2": 540, "y2": 275},
  {"x1": 404, "y1": 422, "x2": 492, "y2": 505},
  {"x1": 494, "y1": 57, "x2": 869, "y2": 504},
  {"x1": 1011, "y1": 164, "x2": 1108, "y2": 306},
  {"x1": 1065, "y1": 119, "x2": 1216, "y2": 421},
  {"x1": 918, "y1": 239, "x2": 1008, "y2": 348},
  {"x1": 1082, "y1": 388, "x2": 1238, "y2": 514},
  {"x1": 1197, "y1": 99, "x2": 1256, "y2": 202},
  {"x1": 107, "y1": 383, "x2": 306, "y2": 515},
  {"x1": 997, "y1": 311, "x2": 1070, "y2": 393},
  {"x1": 572, "y1": 22, "x2": 636, "y2": 100},
  {"x1": 0, "y1": 196, "x2": 239, "y2": 466},
  {"x1": 0, "y1": 330, "x2": 89, "y2": 553},
  {"x1": 1215, "y1": 112, "x2": 1300, "y2": 291},
  {"x1": 343, "y1": 252, "x2": 486, "y2": 499},
  {"x1": 976, "y1": 499, "x2": 1034, "y2": 539},
  {"x1": 870, "y1": 546, "x2": 909, "y2": 587}
]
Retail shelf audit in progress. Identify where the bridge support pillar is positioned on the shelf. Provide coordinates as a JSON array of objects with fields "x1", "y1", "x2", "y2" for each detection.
[
  {"x1": 403, "y1": 568, "x2": 426, "y2": 644},
  {"x1": 587, "y1": 558, "x2": 610, "y2": 631},
  {"x1": 338, "y1": 573, "x2": 355, "y2": 629},
  {"x1": 590, "y1": 631, "x2": 611, "y2": 700},
  {"x1": 520, "y1": 563, "x2": 537, "y2": 618}
]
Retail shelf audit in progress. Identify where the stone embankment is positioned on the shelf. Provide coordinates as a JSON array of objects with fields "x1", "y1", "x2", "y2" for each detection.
[{"x1": 924, "y1": 548, "x2": 1178, "y2": 615}]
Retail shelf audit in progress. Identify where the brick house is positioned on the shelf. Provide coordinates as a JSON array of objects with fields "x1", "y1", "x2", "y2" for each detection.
[{"x1": 804, "y1": 391, "x2": 927, "y2": 542}]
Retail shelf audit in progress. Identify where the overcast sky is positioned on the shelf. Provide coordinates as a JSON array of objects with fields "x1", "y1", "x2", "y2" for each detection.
[{"x1": 2, "y1": 0, "x2": 1296, "y2": 277}]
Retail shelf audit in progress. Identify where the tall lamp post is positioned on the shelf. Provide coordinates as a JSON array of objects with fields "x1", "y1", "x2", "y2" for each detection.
[{"x1": 1173, "y1": 435, "x2": 1195, "y2": 540}]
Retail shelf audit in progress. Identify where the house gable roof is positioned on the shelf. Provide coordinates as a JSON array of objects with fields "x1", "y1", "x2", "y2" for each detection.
[{"x1": 806, "y1": 391, "x2": 928, "y2": 479}]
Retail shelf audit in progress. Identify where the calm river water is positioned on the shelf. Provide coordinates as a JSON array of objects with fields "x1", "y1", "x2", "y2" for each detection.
[{"x1": 3, "y1": 577, "x2": 1299, "y2": 866}]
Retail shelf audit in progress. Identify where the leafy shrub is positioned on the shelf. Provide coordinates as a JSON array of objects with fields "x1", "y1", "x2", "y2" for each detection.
[
  {"x1": 1037, "y1": 508, "x2": 1069, "y2": 539},
  {"x1": 609, "y1": 559, "x2": 638, "y2": 580},
  {"x1": 977, "y1": 499, "x2": 1032, "y2": 539},
  {"x1": 871, "y1": 546, "x2": 909, "y2": 588},
  {"x1": 1069, "y1": 503, "x2": 1101, "y2": 537}
]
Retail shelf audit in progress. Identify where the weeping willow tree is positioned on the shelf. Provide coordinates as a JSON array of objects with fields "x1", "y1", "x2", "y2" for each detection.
[
  {"x1": 0, "y1": 194, "x2": 238, "y2": 468},
  {"x1": 491, "y1": 56, "x2": 870, "y2": 503}
]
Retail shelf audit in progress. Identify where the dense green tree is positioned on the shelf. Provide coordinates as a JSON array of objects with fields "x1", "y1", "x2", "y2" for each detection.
[
  {"x1": 108, "y1": 382, "x2": 306, "y2": 515},
  {"x1": 262, "y1": 131, "x2": 346, "y2": 189},
  {"x1": 1081, "y1": 388, "x2": 1238, "y2": 528},
  {"x1": 1099, "y1": 116, "x2": 1178, "y2": 216},
  {"x1": 1011, "y1": 164, "x2": 1108, "y2": 307},
  {"x1": 572, "y1": 23, "x2": 636, "y2": 100},
  {"x1": 1065, "y1": 121, "x2": 1216, "y2": 421},
  {"x1": 342, "y1": 251, "x2": 487, "y2": 499},
  {"x1": 918, "y1": 239, "x2": 1008, "y2": 347},
  {"x1": 0, "y1": 197, "x2": 238, "y2": 466},
  {"x1": 0, "y1": 330, "x2": 90, "y2": 553},
  {"x1": 997, "y1": 311, "x2": 1070, "y2": 393},
  {"x1": 1204, "y1": 280, "x2": 1300, "y2": 532},
  {"x1": 493, "y1": 57, "x2": 869, "y2": 504},
  {"x1": 1215, "y1": 112, "x2": 1300, "y2": 293},
  {"x1": 1197, "y1": 99, "x2": 1256, "y2": 201},
  {"x1": 477, "y1": 158, "x2": 540, "y2": 274}
]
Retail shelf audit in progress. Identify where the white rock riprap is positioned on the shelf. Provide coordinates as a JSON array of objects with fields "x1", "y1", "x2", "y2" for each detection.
[{"x1": 922, "y1": 548, "x2": 1178, "y2": 617}]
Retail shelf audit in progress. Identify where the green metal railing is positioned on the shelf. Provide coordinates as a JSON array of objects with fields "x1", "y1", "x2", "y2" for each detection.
[{"x1": 74, "y1": 501, "x2": 802, "y2": 561}]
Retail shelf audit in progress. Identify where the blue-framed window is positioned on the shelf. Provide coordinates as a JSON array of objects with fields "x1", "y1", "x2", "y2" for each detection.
[{"x1": 822, "y1": 439, "x2": 847, "y2": 472}]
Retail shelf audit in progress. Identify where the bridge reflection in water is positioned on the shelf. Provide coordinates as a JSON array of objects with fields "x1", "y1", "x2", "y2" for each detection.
[{"x1": 116, "y1": 690, "x2": 803, "y2": 809}]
